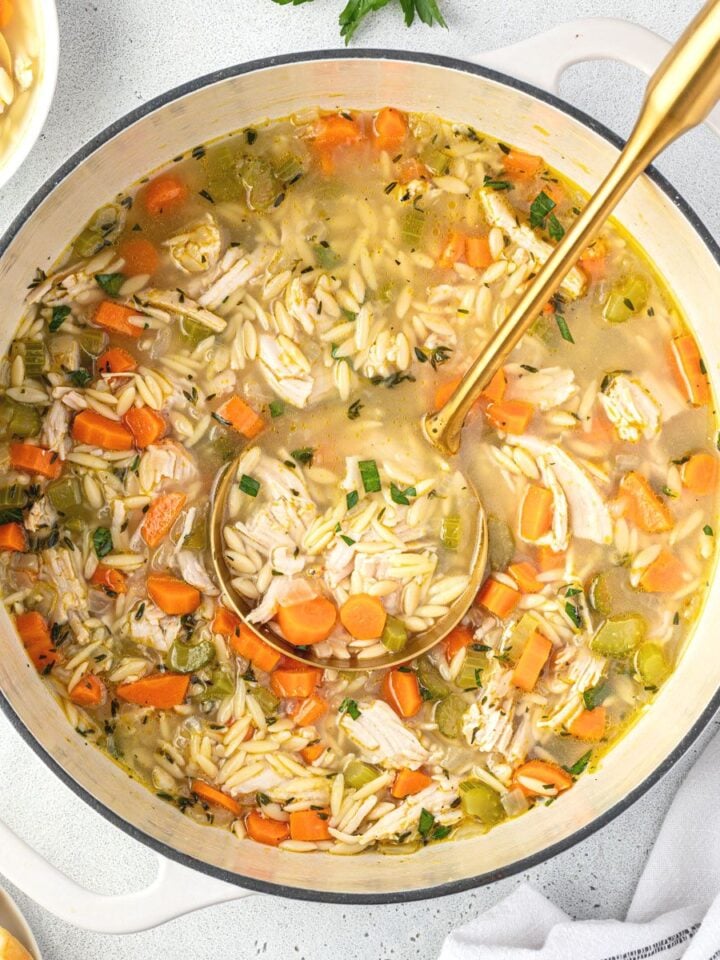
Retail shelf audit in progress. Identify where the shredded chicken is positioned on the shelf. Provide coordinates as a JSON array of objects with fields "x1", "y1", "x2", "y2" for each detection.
[
  {"x1": 339, "y1": 700, "x2": 430, "y2": 770},
  {"x1": 600, "y1": 374, "x2": 661, "y2": 442},
  {"x1": 163, "y1": 215, "x2": 222, "y2": 274}
]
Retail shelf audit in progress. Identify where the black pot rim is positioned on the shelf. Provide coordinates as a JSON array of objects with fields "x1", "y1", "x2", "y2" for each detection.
[{"x1": 2, "y1": 46, "x2": 719, "y2": 907}]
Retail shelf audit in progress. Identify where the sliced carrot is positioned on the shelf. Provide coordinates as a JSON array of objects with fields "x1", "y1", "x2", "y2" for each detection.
[
  {"x1": 141, "y1": 492, "x2": 187, "y2": 548},
  {"x1": 485, "y1": 399, "x2": 535, "y2": 435},
  {"x1": 300, "y1": 741, "x2": 325, "y2": 763},
  {"x1": 70, "y1": 674, "x2": 106, "y2": 707},
  {"x1": 568, "y1": 707, "x2": 606, "y2": 741},
  {"x1": 0, "y1": 0, "x2": 13, "y2": 29},
  {"x1": 391, "y1": 768, "x2": 432, "y2": 799},
  {"x1": 213, "y1": 605, "x2": 241, "y2": 636},
  {"x1": 519, "y1": 484, "x2": 554, "y2": 541},
  {"x1": 122, "y1": 406, "x2": 166, "y2": 449},
  {"x1": 503, "y1": 150, "x2": 543, "y2": 180},
  {"x1": 477, "y1": 578, "x2": 520, "y2": 619},
  {"x1": 276, "y1": 596, "x2": 337, "y2": 646},
  {"x1": 618, "y1": 472, "x2": 674, "y2": 533},
  {"x1": 536, "y1": 545, "x2": 566, "y2": 572},
  {"x1": 434, "y1": 376, "x2": 462, "y2": 412},
  {"x1": 0, "y1": 522, "x2": 27, "y2": 552},
  {"x1": 443, "y1": 623, "x2": 474, "y2": 662},
  {"x1": 312, "y1": 114, "x2": 363, "y2": 150},
  {"x1": 668, "y1": 334, "x2": 710, "y2": 406},
  {"x1": 216, "y1": 395, "x2": 265, "y2": 439},
  {"x1": 71, "y1": 410, "x2": 134, "y2": 451},
  {"x1": 116, "y1": 672, "x2": 190, "y2": 708},
  {"x1": 271, "y1": 667, "x2": 321, "y2": 699},
  {"x1": 480, "y1": 368, "x2": 507, "y2": 405},
  {"x1": 397, "y1": 157, "x2": 430, "y2": 183},
  {"x1": 9, "y1": 442, "x2": 63, "y2": 479},
  {"x1": 511, "y1": 629, "x2": 552, "y2": 692},
  {"x1": 513, "y1": 759, "x2": 573, "y2": 797},
  {"x1": 97, "y1": 346, "x2": 137, "y2": 374},
  {"x1": 89, "y1": 563, "x2": 128, "y2": 595},
  {"x1": 438, "y1": 230, "x2": 466, "y2": 269},
  {"x1": 143, "y1": 174, "x2": 189, "y2": 217},
  {"x1": 507, "y1": 561, "x2": 542, "y2": 594},
  {"x1": 118, "y1": 237, "x2": 160, "y2": 277},
  {"x1": 291, "y1": 694, "x2": 328, "y2": 728},
  {"x1": 191, "y1": 779, "x2": 242, "y2": 816},
  {"x1": 638, "y1": 549, "x2": 687, "y2": 593},
  {"x1": 339, "y1": 593, "x2": 387, "y2": 640},
  {"x1": 382, "y1": 669, "x2": 422, "y2": 718},
  {"x1": 93, "y1": 300, "x2": 143, "y2": 339},
  {"x1": 681, "y1": 452, "x2": 718, "y2": 496},
  {"x1": 147, "y1": 573, "x2": 200, "y2": 615},
  {"x1": 372, "y1": 107, "x2": 408, "y2": 152},
  {"x1": 289, "y1": 808, "x2": 331, "y2": 841},
  {"x1": 246, "y1": 809, "x2": 290, "y2": 846},
  {"x1": 15, "y1": 611, "x2": 59, "y2": 672},
  {"x1": 465, "y1": 235, "x2": 493, "y2": 269},
  {"x1": 229, "y1": 621, "x2": 282, "y2": 673}
]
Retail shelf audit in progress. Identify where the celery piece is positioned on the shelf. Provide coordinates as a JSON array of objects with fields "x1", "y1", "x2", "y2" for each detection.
[
  {"x1": 192, "y1": 670, "x2": 235, "y2": 703},
  {"x1": 238, "y1": 156, "x2": 279, "y2": 211},
  {"x1": 440, "y1": 515, "x2": 461, "y2": 550},
  {"x1": 456, "y1": 649, "x2": 487, "y2": 691},
  {"x1": 168, "y1": 638, "x2": 215, "y2": 674},
  {"x1": 487, "y1": 514, "x2": 515, "y2": 571},
  {"x1": 204, "y1": 144, "x2": 242, "y2": 203},
  {"x1": 183, "y1": 509, "x2": 208, "y2": 551},
  {"x1": 179, "y1": 315, "x2": 214, "y2": 348},
  {"x1": 588, "y1": 571, "x2": 614, "y2": 616},
  {"x1": 506, "y1": 613, "x2": 541, "y2": 662},
  {"x1": 417, "y1": 656, "x2": 450, "y2": 700},
  {"x1": 401, "y1": 207, "x2": 426, "y2": 246},
  {"x1": 381, "y1": 615, "x2": 409, "y2": 653},
  {"x1": 419, "y1": 144, "x2": 449, "y2": 176},
  {"x1": 313, "y1": 242, "x2": 342, "y2": 271},
  {"x1": 602, "y1": 275, "x2": 650, "y2": 324},
  {"x1": 204, "y1": 432, "x2": 238, "y2": 467},
  {"x1": 590, "y1": 614, "x2": 646, "y2": 658},
  {"x1": 275, "y1": 154, "x2": 304, "y2": 185},
  {"x1": 46, "y1": 477, "x2": 84, "y2": 516},
  {"x1": 0, "y1": 485, "x2": 27, "y2": 508},
  {"x1": 72, "y1": 204, "x2": 125, "y2": 258},
  {"x1": 636, "y1": 642, "x2": 671, "y2": 687},
  {"x1": 73, "y1": 227, "x2": 106, "y2": 259},
  {"x1": 459, "y1": 778, "x2": 506, "y2": 825},
  {"x1": 435, "y1": 694, "x2": 467, "y2": 738},
  {"x1": 11, "y1": 340, "x2": 46, "y2": 378},
  {"x1": 344, "y1": 758, "x2": 380, "y2": 789},
  {"x1": 0, "y1": 399, "x2": 41, "y2": 439},
  {"x1": 253, "y1": 685, "x2": 279, "y2": 716},
  {"x1": 79, "y1": 328, "x2": 109, "y2": 358}
]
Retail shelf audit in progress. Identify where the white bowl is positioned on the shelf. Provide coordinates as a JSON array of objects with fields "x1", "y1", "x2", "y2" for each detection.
[{"x1": 0, "y1": 0, "x2": 59, "y2": 192}]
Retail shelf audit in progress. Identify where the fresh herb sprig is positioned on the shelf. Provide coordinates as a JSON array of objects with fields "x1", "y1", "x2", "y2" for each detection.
[{"x1": 270, "y1": 0, "x2": 447, "y2": 45}]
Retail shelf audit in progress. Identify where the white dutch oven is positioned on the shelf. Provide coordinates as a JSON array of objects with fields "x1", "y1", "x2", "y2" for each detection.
[{"x1": 1, "y1": 17, "x2": 719, "y2": 933}]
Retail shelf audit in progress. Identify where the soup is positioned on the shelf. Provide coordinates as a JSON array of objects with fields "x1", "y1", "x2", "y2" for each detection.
[{"x1": 0, "y1": 106, "x2": 716, "y2": 853}]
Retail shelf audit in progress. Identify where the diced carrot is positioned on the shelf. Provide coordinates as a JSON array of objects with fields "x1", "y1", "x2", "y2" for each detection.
[
  {"x1": 618, "y1": 472, "x2": 673, "y2": 533},
  {"x1": 216, "y1": 395, "x2": 265, "y2": 439},
  {"x1": 513, "y1": 759, "x2": 573, "y2": 797},
  {"x1": 9, "y1": 442, "x2": 63, "y2": 479},
  {"x1": 391, "y1": 768, "x2": 432, "y2": 799},
  {"x1": 276, "y1": 596, "x2": 337, "y2": 646},
  {"x1": 229, "y1": 621, "x2": 282, "y2": 673},
  {"x1": 668, "y1": 334, "x2": 710, "y2": 406},
  {"x1": 480, "y1": 368, "x2": 507, "y2": 404},
  {"x1": 584, "y1": 407, "x2": 615, "y2": 444},
  {"x1": 465, "y1": 235, "x2": 493, "y2": 269},
  {"x1": 443, "y1": 623, "x2": 474, "y2": 662},
  {"x1": 71, "y1": 410, "x2": 134, "y2": 451},
  {"x1": 289, "y1": 808, "x2": 331, "y2": 841},
  {"x1": 397, "y1": 158, "x2": 430, "y2": 183},
  {"x1": 291, "y1": 694, "x2": 328, "y2": 728},
  {"x1": 542, "y1": 301, "x2": 554, "y2": 315},
  {"x1": 300, "y1": 741, "x2": 325, "y2": 763},
  {"x1": 543, "y1": 180, "x2": 566, "y2": 206},
  {"x1": 246, "y1": 809, "x2": 290, "y2": 846},
  {"x1": 638, "y1": 549, "x2": 687, "y2": 593},
  {"x1": 312, "y1": 114, "x2": 363, "y2": 150},
  {"x1": 147, "y1": 573, "x2": 200, "y2": 615},
  {"x1": 141, "y1": 492, "x2": 187, "y2": 548},
  {"x1": 507, "y1": 561, "x2": 542, "y2": 594},
  {"x1": 339, "y1": 593, "x2": 387, "y2": 640},
  {"x1": 271, "y1": 667, "x2": 321, "y2": 699},
  {"x1": 190, "y1": 779, "x2": 242, "y2": 816},
  {"x1": 0, "y1": 522, "x2": 27, "y2": 553},
  {"x1": 438, "y1": 230, "x2": 466, "y2": 269},
  {"x1": 93, "y1": 300, "x2": 143, "y2": 339},
  {"x1": 122, "y1": 406, "x2": 166, "y2": 449},
  {"x1": 97, "y1": 346, "x2": 137, "y2": 375},
  {"x1": 118, "y1": 237, "x2": 160, "y2": 277},
  {"x1": 143, "y1": 174, "x2": 189, "y2": 217},
  {"x1": 503, "y1": 150, "x2": 543, "y2": 180},
  {"x1": 372, "y1": 107, "x2": 408, "y2": 152},
  {"x1": 569, "y1": 707, "x2": 606, "y2": 741},
  {"x1": 536, "y1": 545, "x2": 566, "y2": 572},
  {"x1": 477, "y1": 578, "x2": 520, "y2": 619},
  {"x1": 382, "y1": 669, "x2": 422, "y2": 718},
  {"x1": 511, "y1": 629, "x2": 552, "y2": 692},
  {"x1": 0, "y1": 0, "x2": 13, "y2": 29},
  {"x1": 90, "y1": 563, "x2": 128, "y2": 595},
  {"x1": 681, "y1": 452, "x2": 718, "y2": 496},
  {"x1": 15, "y1": 611, "x2": 59, "y2": 672},
  {"x1": 519, "y1": 484, "x2": 554, "y2": 541},
  {"x1": 116, "y1": 672, "x2": 190, "y2": 708},
  {"x1": 578, "y1": 240, "x2": 607, "y2": 281},
  {"x1": 485, "y1": 399, "x2": 535, "y2": 435},
  {"x1": 70, "y1": 674, "x2": 106, "y2": 708},
  {"x1": 213, "y1": 605, "x2": 241, "y2": 636}
]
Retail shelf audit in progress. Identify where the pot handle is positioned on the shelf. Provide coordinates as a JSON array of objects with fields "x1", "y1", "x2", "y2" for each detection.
[
  {"x1": 0, "y1": 816, "x2": 250, "y2": 934},
  {"x1": 474, "y1": 16, "x2": 720, "y2": 136}
]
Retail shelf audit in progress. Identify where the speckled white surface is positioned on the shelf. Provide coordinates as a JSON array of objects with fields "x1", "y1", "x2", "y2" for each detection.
[{"x1": 0, "y1": 1, "x2": 718, "y2": 957}]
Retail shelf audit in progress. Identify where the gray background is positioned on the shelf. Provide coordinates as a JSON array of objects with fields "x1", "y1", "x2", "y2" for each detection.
[{"x1": 0, "y1": 0, "x2": 718, "y2": 957}]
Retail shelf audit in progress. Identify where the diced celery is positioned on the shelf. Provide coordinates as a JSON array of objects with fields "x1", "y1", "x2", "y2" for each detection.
[
  {"x1": 79, "y1": 328, "x2": 109, "y2": 358},
  {"x1": 313, "y1": 242, "x2": 341, "y2": 271},
  {"x1": 11, "y1": 340, "x2": 46, "y2": 378},
  {"x1": 588, "y1": 571, "x2": 614, "y2": 616},
  {"x1": 602, "y1": 275, "x2": 650, "y2": 324},
  {"x1": 441, "y1": 515, "x2": 461, "y2": 550},
  {"x1": 487, "y1": 514, "x2": 515, "y2": 571},
  {"x1": 0, "y1": 485, "x2": 27, "y2": 508},
  {"x1": 238, "y1": 156, "x2": 279, "y2": 211},
  {"x1": 435, "y1": 694, "x2": 467, "y2": 738},
  {"x1": 0, "y1": 399, "x2": 41, "y2": 439},
  {"x1": 72, "y1": 204, "x2": 125, "y2": 258},
  {"x1": 46, "y1": 477, "x2": 84, "y2": 516},
  {"x1": 179, "y1": 315, "x2": 214, "y2": 348},
  {"x1": 459, "y1": 778, "x2": 506, "y2": 825},
  {"x1": 636, "y1": 642, "x2": 671, "y2": 687},
  {"x1": 590, "y1": 614, "x2": 646, "y2": 658},
  {"x1": 204, "y1": 144, "x2": 242, "y2": 202},
  {"x1": 252, "y1": 685, "x2": 279, "y2": 716},
  {"x1": 73, "y1": 227, "x2": 106, "y2": 259},
  {"x1": 168, "y1": 638, "x2": 215, "y2": 674},
  {"x1": 456, "y1": 649, "x2": 487, "y2": 691},
  {"x1": 204, "y1": 432, "x2": 239, "y2": 467},
  {"x1": 417, "y1": 656, "x2": 450, "y2": 700},
  {"x1": 275, "y1": 154, "x2": 304, "y2": 185},
  {"x1": 192, "y1": 670, "x2": 235, "y2": 703},
  {"x1": 381, "y1": 615, "x2": 408, "y2": 653},
  {"x1": 344, "y1": 758, "x2": 380, "y2": 789},
  {"x1": 506, "y1": 614, "x2": 541, "y2": 662},
  {"x1": 419, "y1": 144, "x2": 449, "y2": 175},
  {"x1": 401, "y1": 207, "x2": 426, "y2": 246},
  {"x1": 183, "y1": 509, "x2": 208, "y2": 551}
]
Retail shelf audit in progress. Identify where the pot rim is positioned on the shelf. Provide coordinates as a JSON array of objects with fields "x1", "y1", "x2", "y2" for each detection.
[{"x1": 2, "y1": 46, "x2": 719, "y2": 905}]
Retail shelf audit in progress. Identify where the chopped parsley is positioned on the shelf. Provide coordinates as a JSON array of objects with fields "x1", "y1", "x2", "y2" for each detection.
[
  {"x1": 339, "y1": 698, "x2": 361, "y2": 720},
  {"x1": 347, "y1": 399, "x2": 363, "y2": 420},
  {"x1": 269, "y1": 399, "x2": 285, "y2": 418},
  {"x1": 583, "y1": 681, "x2": 609, "y2": 711},
  {"x1": 529, "y1": 190, "x2": 556, "y2": 229},
  {"x1": 704, "y1": 524, "x2": 714, "y2": 536},
  {"x1": 418, "y1": 808, "x2": 435, "y2": 837},
  {"x1": 95, "y1": 273, "x2": 126, "y2": 297},
  {"x1": 92, "y1": 526, "x2": 113, "y2": 559},
  {"x1": 359, "y1": 459, "x2": 381, "y2": 493},
  {"x1": 49, "y1": 305, "x2": 70, "y2": 332},
  {"x1": 565, "y1": 601, "x2": 582, "y2": 629},
  {"x1": 390, "y1": 482, "x2": 416, "y2": 506},
  {"x1": 68, "y1": 368, "x2": 92, "y2": 387},
  {"x1": 483, "y1": 175, "x2": 513, "y2": 191},
  {"x1": 346, "y1": 490, "x2": 359, "y2": 510},
  {"x1": 239, "y1": 474, "x2": 260, "y2": 497},
  {"x1": 291, "y1": 447, "x2": 315, "y2": 466},
  {"x1": 564, "y1": 750, "x2": 592, "y2": 777},
  {"x1": 555, "y1": 314, "x2": 575, "y2": 344}
]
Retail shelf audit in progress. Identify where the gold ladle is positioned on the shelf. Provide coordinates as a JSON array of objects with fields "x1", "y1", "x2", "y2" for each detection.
[{"x1": 211, "y1": 0, "x2": 720, "y2": 671}]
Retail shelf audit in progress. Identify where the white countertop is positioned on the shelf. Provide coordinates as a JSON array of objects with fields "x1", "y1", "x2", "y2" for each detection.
[{"x1": 0, "y1": 0, "x2": 718, "y2": 957}]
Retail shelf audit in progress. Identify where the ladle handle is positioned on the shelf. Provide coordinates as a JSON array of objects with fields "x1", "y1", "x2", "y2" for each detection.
[{"x1": 424, "y1": 0, "x2": 720, "y2": 457}]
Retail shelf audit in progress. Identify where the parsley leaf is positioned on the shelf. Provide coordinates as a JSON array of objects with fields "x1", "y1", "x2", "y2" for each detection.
[
  {"x1": 92, "y1": 526, "x2": 113, "y2": 559},
  {"x1": 418, "y1": 807, "x2": 435, "y2": 837},
  {"x1": 529, "y1": 190, "x2": 556, "y2": 229},
  {"x1": 291, "y1": 447, "x2": 315, "y2": 466},
  {"x1": 390, "y1": 482, "x2": 416, "y2": 506},
  {"x1": 339, "y1": 698, "x2": 361, "y2": 720},
  {"x1": 49, "y1": 305, "x2": 70, "y2": 332},
  {"x1": 564, "y1": 750, "x2": 592, "y2": 777}
]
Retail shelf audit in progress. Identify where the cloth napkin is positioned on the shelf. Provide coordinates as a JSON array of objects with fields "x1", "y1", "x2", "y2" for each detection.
[{"x1": 439, "y1": 730, "x2": 720, "y2": 959}]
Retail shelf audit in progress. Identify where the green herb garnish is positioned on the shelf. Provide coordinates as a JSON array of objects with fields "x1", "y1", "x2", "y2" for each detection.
[
  {"x1": 239, "y1": 474, "x2": 260, "y2": 497},
  {"x1": 390, "y1": 482, "x2": 416, "y2": 506},
  {"x1": 564, "y1": 750, "x2": 592, "y2": 777},
  {"x1": 68, "y1": 369, "x2": 92, "y2": 387},
  {"x1": 359, "y1": 459, "x2": 381, "y2": 493},
  {"x1": 49, "y1": 305, "x2": 70, "y2": 332},
  {"x1": 339, "y1": 697, "x2": 361, "y2": 720},
  {"x1": 95, "y1": 273, "x2": 126, "y2": 297},
  {"x1": 346, "y1": 490, "x2": 359, "y2": 510},
  {"x1": 291, "y1": 447, "x2": 315, "y2": 466},
  {"x1": 92, "y1": 526, "x2": 113, "y2": 559},
  {"x1": 269, "y1": 400, "x2": 285, "y2": 418}
]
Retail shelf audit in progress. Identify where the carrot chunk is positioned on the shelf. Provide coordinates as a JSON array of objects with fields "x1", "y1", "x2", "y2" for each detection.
[
  {"x1": 668, "y1": 334, "x2": 710, "y2": 406},
  {"x1": 15, "y1": 611, "x2": 59, "y2": 672},
  {"x1": 434, "y1": 375, "x2": 462, "y2": 411},
  {"x1": 465, "y1": 235, "x2": 493, "y2": 269},
  {"x1": 71, "y1": 410, "x2": 134, "y2": 451},
  {"x1": 70, "y1": 674, "x2": 106, "y2": 707},
  {"x1": 141, "y1": 492, "x2": 187, "y2": 548},
  {"x1": 143, "y1": 174, "x2": 189, "y2": 217},
  {"x1": 391, "y1": 768, "x2": 432, "y2": 799},
  {"x1": 212, "y1": 605, "x2": 241, "y2": 636},
  {"x1": 477, "y1": 578, "x2": 520, "y2": 619},
  {"x1": 122, "y1": 406, "x2": 166, "y2": 449},
  {"x1": 191, "y1": 779, "x2": 242, "y2": 816},
  {"x1": 89, "y1": 563, "x2": 128, "y2": 595},
  {"x1": 438, "y1": 231, "x2": 466, "y2": 268},
  {"x1": 513, "y1": 759, "x2": 573, "y2": 797},
  {"x1": 681, "y1": 452, "x2": 718, "y2": 496},
  {"x1": 93, "y1": 300, "x2": 143, "y2": 339},
  {"x1": 519, "y1": 484, "x2": 554, "y2": 541},
  {"x1": 116, "y1": 672, "x2": 190, "y2": 708},
  {"x1": 507, "y1": 561, "x2": 542, "y2": 594},
  {"x1": 382, "y1": 669, "x2": 422, "y2": 718},
  {"x1": 289, "y1": 809, "x2": 331, "y2": 841},
  {"x1": 147, "y1": 573, "x2": 200, "y2": 615},
  {"x1": 638, "y1": 549, "x2": 687, "y2": 593},
  {"x1": 511, "y1": 629, "x2": 552, "y2": 692},
  {"x1": 536, "y1": 545, "x2": 566, "y2": 572},
  {"x1": 97, "y1": 346, "x2": 137, "y2": 374},
  {"x1": 0, "y1": 0, "x2": 13, "y2": 29},
  {"x1": 216, "y1": 395, "x2": 265, "y2": 439},
  {"x1": 569, "y1": 707, "x2": 606, "y2": 741},
  {"x1": 618, "y1": 472, "x2": 674, "y2": 533},
  {"x1": 0, "y1": 522, "x2": 27, "y2": 552},
  {"x1": 276, "y1": 596, "x2": 337, "y2": 646},
  {"x1": 246, "y1": 809, "x2": 290, "y2": 846},
  {"x1": 291, "y1": 694, "x2": 328, "y2": 728},
  {"x1": 397, "y1": 157, "x2": 430, "y2": 183},
  {"x1": 300, "y1": 742, "x2": 325, "y2": 763},
  {"x1": 9, "y1": 442, "x2": 63, "y2": 479},
  {"x1": 339, "y1": 593, "x2": 387, "y2": 640},
  {"x1": 118, "y1": 237, "x2": 160, "y2": 277},
  {"x1": 271, "y1": 667, "x2": 321, "y2": 699},
  {"x1": 229, "y1": 620, "x2": 282, "y2": 673},
  {"x1": 372, "y1": 107, "x2": 408, "y2": 152},
  {"x1": 485, "y1": 399, "x2": 535, "y2": 435},
  {"x1": 503, "y1": 150, "x2": 543, "y2": 180},
  {"x1": 480, "y1": 368, "x2": 507, "y2": 404},
  {"x1": 443, "y1": 623, "x2": 474, "y2": 662},
  {"x1": 312, "y1": 114, "x2": 363, "y2": 150}
]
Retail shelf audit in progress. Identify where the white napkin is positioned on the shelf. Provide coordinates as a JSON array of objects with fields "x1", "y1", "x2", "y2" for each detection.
[{"x1": 439, "y1": 730, "x2": 720, "y2": 959}]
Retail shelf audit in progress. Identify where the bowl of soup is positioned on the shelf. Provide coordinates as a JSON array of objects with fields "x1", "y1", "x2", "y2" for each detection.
[{"x1": 0, "y1": 51, "x2": 719, "y2": 902}]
